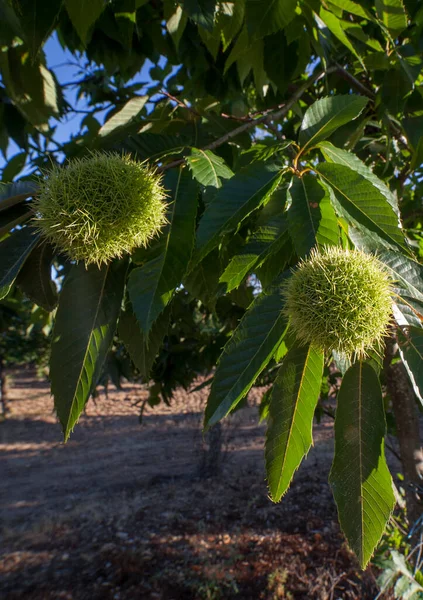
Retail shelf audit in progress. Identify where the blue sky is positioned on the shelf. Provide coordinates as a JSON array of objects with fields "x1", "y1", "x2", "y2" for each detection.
[{"x1": 0, "y1": 33, "x2": 157, "y2": 173}]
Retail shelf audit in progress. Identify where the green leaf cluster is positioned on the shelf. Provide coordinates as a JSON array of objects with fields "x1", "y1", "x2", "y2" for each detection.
[{"x1": 1, "y1": 0, "x2": 423, "y2": 574}]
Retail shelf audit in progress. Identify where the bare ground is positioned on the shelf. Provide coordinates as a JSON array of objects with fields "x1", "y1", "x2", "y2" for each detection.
[{"x1": 0, "y1": 370, "x2": 382, "y2": 599}]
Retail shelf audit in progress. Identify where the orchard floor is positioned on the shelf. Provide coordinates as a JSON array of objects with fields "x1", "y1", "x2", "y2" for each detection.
[{"x1": 0, "y1": 370, "x2": 387, "y2": 599}]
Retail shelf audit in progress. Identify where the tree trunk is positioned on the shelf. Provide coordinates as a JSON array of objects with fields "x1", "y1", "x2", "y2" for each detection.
[
  {"x1": 386, "y1": 359, "x2": 422, "y2": 525},
  {"x1": 198, "y1": 422, "x2": 223, "y2": 478},
  {"x1": 0, "y1": 358, "x2": 7, "y2": 419}
]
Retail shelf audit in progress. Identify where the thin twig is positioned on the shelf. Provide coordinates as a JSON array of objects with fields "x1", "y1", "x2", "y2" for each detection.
[
  {"x1": 334, "y1": 63, "x2": 375, "y2": 99},
  {"x1": 159, "y1": 66, "x2": 337, "y2": 172}
]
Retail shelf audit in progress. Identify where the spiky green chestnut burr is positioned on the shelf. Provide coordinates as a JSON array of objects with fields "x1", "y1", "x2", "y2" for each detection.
[
  {"x1": 284, "y1": 247, "x2": 393, "y2": 358},
  {"x1": 33, "y1": 152, "x2": 167, "y2": 266}
]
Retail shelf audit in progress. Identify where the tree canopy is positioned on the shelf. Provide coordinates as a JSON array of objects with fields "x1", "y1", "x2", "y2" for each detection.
[{"x1": 1, "y1": 0, "x2": 423, "y2": 569}]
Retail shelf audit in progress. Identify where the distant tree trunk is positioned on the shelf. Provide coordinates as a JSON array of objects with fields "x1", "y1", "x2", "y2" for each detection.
[
  {"x1": 385, "y1": 336, "x2": 422, "y2": 525},
  {"x1": 0, "y1": 358, "x2": 7, "y2": 419},
  {"x1": 198, "y1": 423, "x2": 222, "y2": 478}
]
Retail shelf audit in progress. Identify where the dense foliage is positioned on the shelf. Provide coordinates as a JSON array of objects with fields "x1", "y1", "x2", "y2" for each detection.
[{"x1": 1, "y1": 0, "x2": 423, "y2": 569}]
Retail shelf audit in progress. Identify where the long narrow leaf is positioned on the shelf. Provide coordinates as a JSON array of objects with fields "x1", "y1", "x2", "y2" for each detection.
[
  {"x1": 16, "y1": 241, "x2": 57, "y2": 311},
  {"x1": 0, "y1": 181, "x2": 37, "y2": 211},
  {"x1": 186, "y1": 148, "x2": 233, "y2": 188},
  {"x1": 194, "y1": 162, "x2": 282, "y2": 265},
  {"x1": 128, "y1": 168, "x2": 198, "y2": 335},
  {"x1": 349, "y1": 228, "x2": 423, "y2": 327},
  {"x1": 266, "y1": 342, "x2": 324, "y2": 501},
  {"x1": 397, "y1": 326, "x2": 423, "y2": 404},
  {"x1": 51, "y1": 260, "x2": 127, "y2": 441},
  {"x1": 204, "y1": 283, "x2": 289, "y2": 427},
  {"x1": 329, "y1": 361, "x2": 395, "y2": 568},
  {"x1": 118, "y1": 308, "x2": 170, "y2": 379},
  {"x1": 220, "y1": 213, "x2": 289, "y2": 292},
  {"x1": 287, "y1": 174, "x2": 338, "y2": 257},
  {"x1": 318, "y1": 142, "x2": 400, "y2": 216},
  {"x1": 0, "y1": 227, "x2": 40, "y2": 299},
  {"x1": 317, "y1": 162, "x2": 407, "y2": 251},
  {"x1": 0, "y1": 203, "x2": 32, "y2": 236},
  {"x1": 299, "y1": 95, "x2": 368, "y2": 152}
]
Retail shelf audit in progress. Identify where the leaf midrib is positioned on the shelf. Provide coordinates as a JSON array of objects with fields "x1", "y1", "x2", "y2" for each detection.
[
  {"x1": 65, "y1": 265, "x2": 109, "y2": 440},
  {"x1": 197, "y1": 170, "x2": 281, "y2": 260},
  {"x1": 301, "y1": 177, "x2": 317, "y2": 242},
  {"x1": 358, "y1": 360, "x2": 364, "y2": 563},
  {"x1": 317, "y1": 168, "x2": 402, "y2": 249},
  {"x1": 209, "y1": 308, "x2": 286, "y2": 424},
  {"x1": 196, "y1": 149, "x2": 219, "y2": 187},
  {"x1": 0, "y1": 232, "x2": 39, "y2": 295},
  {"x1": 144, "y1": 168, "x2": 183, "y2": 331},
  {"x1": 302, "y1": 100, "x2": 362, "y2": 152},
  {"x1": 275, "y1": 345, "x2": 311, "y2": 497}
]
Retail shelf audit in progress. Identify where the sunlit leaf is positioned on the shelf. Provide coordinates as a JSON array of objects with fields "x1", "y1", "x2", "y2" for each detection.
[
  {"x1": 220, "y1": 213, "x2": 289, "y2": 292},
  {"x1": 397, "y1": 326, "x2": 423, "y2": 404},
  {"x1": 330, "y1": 361, "x2": 395, "y2": 568},
  {"x1": 299, "y1": 95, "x2": 368, "y2": 154},
  {"x1": 287, "y1": 174, "x2": 338, "y2": 257},
  {"x1": 51, "y1": 260, "x2": 127, "y2": 441},
  {"x1": 194, "y1": 162, "x2": 282, "y2": 265},
  {"x1": 99, "y1": 96, "x2": 148, "y2": 138},
  {"x1": 204, "y1": 283, "x2": 289, "y2": 427},
  {"x1": 317, "y1": 162, "x2": 407, "y2": 252},
  {"x1": 266, "y1": 342, "x2": 324, "y2": 501},
  {"x1": 186, "y1": 148, "x2": 234, "y2": 188}
]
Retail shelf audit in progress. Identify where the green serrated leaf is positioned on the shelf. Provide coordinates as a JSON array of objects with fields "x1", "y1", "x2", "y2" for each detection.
[
  {"x1": 349, "y1": 229, "x2": 423, "y2": 326},
  {"x1": 403, "y1": 117, "x2": 423, "y2": 171},
  {"x1": 65, "y1": 0, "x2": 105, "y2": 44},
  {"x1": 376, "y1": 0, "x2": 408, "y2": 37},
  {"x1": 11, "y1": 0, "x2": 62, "y2": 56},
  {"x1": 16, "y1": 242, "x2": 57, "y2": 312},
  {"x1": 0, "y1": 47, "x2": 61, "y2": 127},
  {"x1": 183, "y1": 0, "x2": 216, "y2": 31},
  {"x1": 318, "y1": 8, "x2": 363, "y2": 63},
  {"x1": 217, "y1": 0, "x2": 245, "y2": 51},
  {"x1": 327, "y1": 0, "x2": 373, "y2": 20},
  {"x1": 99, "y1": 96, "x2": 148, "y2": 138},
  {"x1": 258, "y1": 388, "x2": 272, "y2": 423},
  {"x1": 245, "y1": 0, "x2": 297, "y2": 38},
  {"x1": 317, "y1": 162, "x2": 407, "y2": 252},
  {"x1": 266, "y1": 342, "x2": 324, "y2": 501},
  {"x1": 299, "y1": 95, "x2": 368, "y2": 153},
  {"x1": 164, "y1": 1, "x2": 188, "y2": 50},
  {"x1": 194, "y1": 163, "x2": 282, "y2": 265},
  {"x1": 118, "y1": 308, "x2": 170, "y2": 379},
  {"x1": 397, "y1": 326, "x2": 423, "y2": 404},
  {"x1": 184, "y1": 248, "x2": 223, "y2": 310},
  {"x1": 318, "y1": 142, "x2": 400, "y2": 216},
  {"x1": 51, "y1": 260, "x2": 127, "y2": 441},
  {"x1": 0, "y1": 227, "x2": 40, "y2": 299},
  {"x1": 204, "y1": 284, "x2": 289, "y2": 427},
  {"x1": 220, "y1": 213, "x2": 289, "y2": 292},
  {"x1": 287, "y1": 174, "x2": 339, "y2": 257},
  {"x1": 128, "y1": 168, "x2": 198, "y2": 335},
  {"x1": 329, "y1": 361, "x2": 395, "y2": 568},
  {"x1": 186, "y1": 148, "x2": 233, "y2": 188},
  {"x1": 0, "y1": 2, "x2": 24, "y2": 46}
]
